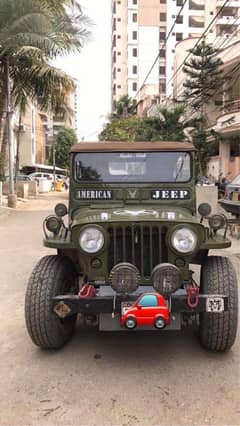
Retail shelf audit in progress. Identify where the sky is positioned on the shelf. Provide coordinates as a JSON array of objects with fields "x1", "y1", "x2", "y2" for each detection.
[{"x1": 56, "y1": 0, "x2": 111, "y2": 141}]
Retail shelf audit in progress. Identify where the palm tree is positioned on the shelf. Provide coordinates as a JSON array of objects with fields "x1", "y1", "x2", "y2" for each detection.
[
  {"x1": 0, "y1": 0, "x2": 90, "y2": 179},
  {"x1": 110, "y1": 95, "x2": 137, "y2": 120}
]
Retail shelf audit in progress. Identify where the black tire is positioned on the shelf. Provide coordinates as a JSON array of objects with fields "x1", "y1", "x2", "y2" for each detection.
[
  {"x1": 199, "y1": 256, "x2": 238, "y2": 352},
  {"x1": 154, "y1": 316, "x2": 166, "y2": 329},
  {"x1": 25, "y1": 255, "x2": 78, "y2": 349},
  {"x1": 124, "y1": 316, "x2": 137, "y2": 329}
]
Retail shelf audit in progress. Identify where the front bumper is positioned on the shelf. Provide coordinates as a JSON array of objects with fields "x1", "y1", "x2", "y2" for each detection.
[{"x1": 52, "y1": 286, "x2": 228, "y2": 317}]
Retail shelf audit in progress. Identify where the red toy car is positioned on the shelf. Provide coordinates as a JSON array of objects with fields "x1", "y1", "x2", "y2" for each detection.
[{"x1": 120, "y1": 293, "x2": 170, "y2": 329}]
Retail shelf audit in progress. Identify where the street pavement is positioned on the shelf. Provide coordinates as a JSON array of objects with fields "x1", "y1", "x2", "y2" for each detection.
[{"x1": 0, "y1": 193, "x2": 239, "y2": 426}]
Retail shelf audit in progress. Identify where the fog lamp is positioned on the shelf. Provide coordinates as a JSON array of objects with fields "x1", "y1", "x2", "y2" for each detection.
[
  {"x1": 45, "y1": 215, "x2": 62, "y2": 234},
  {"x1": 151, "y1": 263, "x2": 182, "y2": 296},
  {"x1": 198, "y1": 203, "x2": 211, "y2": 218},
  {"x1": 208, "y1": 214, "x2": 226, "y2": 230},
  {"x1": 109, "y1": 263, "x2": 140, "y2": 295},
  {"x1": 55, "y1": 203, "x2": 67, "y2": 217}
]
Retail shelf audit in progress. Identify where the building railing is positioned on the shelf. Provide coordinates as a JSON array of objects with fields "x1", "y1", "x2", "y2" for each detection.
[{"x1": 224, "y1": 99, "x2": 240, "y2": 113}]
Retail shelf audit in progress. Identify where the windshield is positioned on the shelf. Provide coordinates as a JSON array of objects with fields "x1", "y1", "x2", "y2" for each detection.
[
  {"x1": 231, "y1": 175, "x2": 240, "y2": 185},
  {"x1": 74, "y1": 152, "x2": 191, "y2": 183}
]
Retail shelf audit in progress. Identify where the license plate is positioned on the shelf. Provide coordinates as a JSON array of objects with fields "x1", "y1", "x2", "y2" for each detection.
[
  {"x1": 121, "y1": 301, "x2": 133, "y2": 314},
  {"x1": 206, "y1": 297, "x2": 224, "y2": 313}
]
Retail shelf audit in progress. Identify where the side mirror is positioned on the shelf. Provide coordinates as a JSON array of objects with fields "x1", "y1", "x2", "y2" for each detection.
[{"x1": 137, "y1": 305, "x2": 142, "y2": 309}]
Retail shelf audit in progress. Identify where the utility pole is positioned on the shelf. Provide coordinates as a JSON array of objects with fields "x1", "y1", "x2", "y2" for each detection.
[
  {"x1": 52, "y1": 135, "x2": 56, "y2": 190},
  {"x1": 6, "y1": 58, "x2": 17, "y2": 208}
]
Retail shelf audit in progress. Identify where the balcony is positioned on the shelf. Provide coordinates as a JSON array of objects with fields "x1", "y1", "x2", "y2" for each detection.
[
  {"x1": 217, "y1": 16, "x2": 238, "y2": 25},
  {"x1": 214, "y1": 100, "x2": 240, "y2": 137},
  {"x1": 217, "y1": 0, "x2": 239, "y2": 6}
]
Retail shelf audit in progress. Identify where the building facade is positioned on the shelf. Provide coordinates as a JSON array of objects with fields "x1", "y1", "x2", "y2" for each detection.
[{"x1": 111, "y1": 0, "x2": 240, "y2": 108}]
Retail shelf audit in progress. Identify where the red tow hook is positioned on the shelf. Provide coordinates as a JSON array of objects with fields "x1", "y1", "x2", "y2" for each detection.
[
  {"x1": 78, "y1": 284, "x2": 97, "y2": 298},
  {"x1": 186, "y1": 286, "x2": 199, "y2": 309}
]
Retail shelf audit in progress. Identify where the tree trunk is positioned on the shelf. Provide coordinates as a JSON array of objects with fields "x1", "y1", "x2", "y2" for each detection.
[
  {"x1": 15, "y1": 109, "x2": 22, "y2": 180},
  {"x1": 0, "y1": 116, "x2": 8, "y2": 178},
  {"x1": 0, "y1": 58, "x2": 9, "y2": 179}
]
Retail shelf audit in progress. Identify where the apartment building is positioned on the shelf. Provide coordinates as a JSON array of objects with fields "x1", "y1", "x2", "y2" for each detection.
[
  {"x1": 18, "y1": 87, "x2": 77, "y2": 170},
  {"x1": 111, "y1": 0, "x2": 240, "y2": 109}
]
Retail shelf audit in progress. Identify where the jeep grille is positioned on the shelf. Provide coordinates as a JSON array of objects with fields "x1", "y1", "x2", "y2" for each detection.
[{"x1": 107, "y1": 225, "x2": 168, "y2": 279}]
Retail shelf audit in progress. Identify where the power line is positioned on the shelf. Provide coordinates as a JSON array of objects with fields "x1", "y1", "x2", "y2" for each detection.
[
  {"x1": 134, "y1": 0, "x2": 188, "y2": 99},
  {"x1": 173, "y1": 23, "x2": 240, "y2": 98},
  {"x1": 176, "y1": 29, "x2": 240, "y2": 105},
  {"x1": 166, "y1": 0, "x2": 231, "y2": 91},
  {"x1": 183, "y1": 61, "x2": 240, "y2": 112}
]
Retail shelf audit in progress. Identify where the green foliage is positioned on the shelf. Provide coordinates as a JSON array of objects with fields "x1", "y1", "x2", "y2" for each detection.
[
  {"x1": 183, "y1": 40, "x2": 223, "y2": 111},
  {"x1": 99, "y1": 105, "x2": 197, "y2": 142},
  {"x1": 55, "y1": 127, "x2": 77, "y2": 169},
  {"x1": 110, "y1": 95, "x2": 137, "y2": 120},
  {"x1": 182, "y1": 41, "x2": 224, "y2": 175},
  {"x1": 0, "y1": 0, "x2": 90, "y2": 177}
]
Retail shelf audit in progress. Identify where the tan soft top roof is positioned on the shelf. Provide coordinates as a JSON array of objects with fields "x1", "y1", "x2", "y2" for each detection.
[{"x1": 71, "y1": 141, "x2": 196, "y2": 153}]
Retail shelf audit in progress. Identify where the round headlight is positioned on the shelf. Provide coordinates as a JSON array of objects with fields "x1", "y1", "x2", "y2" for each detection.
[
  {"x1": 171, "y1": 227, "x2": 197, "y2": 254},
  {"x1": 79, "y1": 227, "x2": 104, "y2": 253}
]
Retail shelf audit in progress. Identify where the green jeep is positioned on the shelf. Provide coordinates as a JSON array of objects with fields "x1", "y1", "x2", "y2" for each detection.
[{"x1": 25, "y1": 141, "x2": 238, "y2": 351}]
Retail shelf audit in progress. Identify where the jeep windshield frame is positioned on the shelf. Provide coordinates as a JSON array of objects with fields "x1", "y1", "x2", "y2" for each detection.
[{"x1": 73, "y1": 151, "x2": 192, "y2": 184}]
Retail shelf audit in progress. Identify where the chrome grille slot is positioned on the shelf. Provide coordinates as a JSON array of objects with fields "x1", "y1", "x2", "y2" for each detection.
[{"x1": 107, "y1": 224, "x2": 168, "y2": 279}]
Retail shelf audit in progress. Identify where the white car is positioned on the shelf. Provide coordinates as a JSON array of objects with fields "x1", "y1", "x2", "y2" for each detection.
[{"x1": 29, "y1": 172, "x2": 53, "y2": 182}]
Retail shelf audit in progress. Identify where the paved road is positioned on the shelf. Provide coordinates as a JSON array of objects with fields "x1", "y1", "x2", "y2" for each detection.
[{"x1": 0, "y1": 195, "x2": 239, "y2": 426}]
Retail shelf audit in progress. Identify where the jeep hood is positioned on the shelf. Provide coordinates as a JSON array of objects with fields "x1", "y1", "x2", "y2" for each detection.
[{"x1": 71, "y1": 206, "x2": 198, "y2": 227}]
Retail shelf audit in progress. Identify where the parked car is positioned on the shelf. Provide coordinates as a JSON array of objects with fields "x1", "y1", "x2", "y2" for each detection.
[
  {"x1": 225, "y1": 174, "x2": 240, "y2": 199},
  {"x1": 28, "y1": 172, "x2": 53, "y2": 183},
  {"x1": 25, "y1": 141, "x2": 238, "y2": 352}
]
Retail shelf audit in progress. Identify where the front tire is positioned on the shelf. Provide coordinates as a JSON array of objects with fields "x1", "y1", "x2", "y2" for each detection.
[
  {"x1": 199, "y1": 256, "x2": 238, "y2": 352},
  {"x1": 25, "y1": 255, "x2": 78, "y2": 349},
  {"x1": 124, "y1": 316, "x2": 137, "y2": 329}
]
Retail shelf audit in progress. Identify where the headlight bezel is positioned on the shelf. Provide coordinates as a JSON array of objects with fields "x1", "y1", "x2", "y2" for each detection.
[
  {"x1": 169, "y1": 225, "x2": 198, "y2": 255},
  {"x1": 79, "y1": 225, "x2": 106, "y2": 255}
]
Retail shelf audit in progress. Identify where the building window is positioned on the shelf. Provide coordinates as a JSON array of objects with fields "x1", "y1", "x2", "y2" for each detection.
[
  {"x1": 117, "y1": 18, "x2": 121, "y2": 21},
  {"x1": 189, "y1": 0, "x2": 204, "y2": 10},
  {"x1": 132, "y1": 82, "x2": 137, "y2": 91},
  {"x1": 133, "y1": 47, "x2": 137, "y2": 56},
  {"x1": 117, "y1": 35, "x2": 121, "y2": 39},
  {"x1": 133, "y1": 0, "x2": 137, "y2": 4},
  {"x1": 159, "y1": 31, "x2": 166, "y2": 41},
  {"x1": 176, "y1": 32, "x2": 183, "y2": 41},
  {"x1": 132, "y1": 13, "x2": 137, "y2": 22},
  {"x1": 160, "y1": 13, "x2": 166, "y2": 21},
  {"x1": 133, "y1": 65, "x2": 137, "y2": 74},
  {"x1": 189, "y1": 16, "x2": 204, "y2": 27},
  {"x1": 159, "y1": 49, "x2": 166, "y2": 58},
  {"x1": 117, "y1": 51, "x2": 121, "y2": 55},
  {"x1": 159, "y1": 80, "x2": 166, "y2": 93},
  {"x1": 117, "y1": 85, "x2": 121, "y2": 89},
  {"x1": 176, "y1": 0, "x2": 183, "y2": 5},
  {"x1": 160, "y1": 0, "x2": 166, "y2": 3},
  {"x1": 176, "y1": 15, "x2": 183, "y2": 24},
  {"x1": 132, "y1": 31, "x2": 137, "y2": 40},
  {"x1": 159, "y1": 66, "x2": 166, "y2": 75},
  {"x1": 117, "y1": 68, "x2": 121, "y2": 72}
]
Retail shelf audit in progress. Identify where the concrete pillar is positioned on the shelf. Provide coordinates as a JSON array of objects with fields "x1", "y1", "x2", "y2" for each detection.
[
  {"x1": 219, "y1": 141, "x2": 230, "y2": 177},
  {"x1": 0, "y1": 182, "x2": 2, "y2": 206}
]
